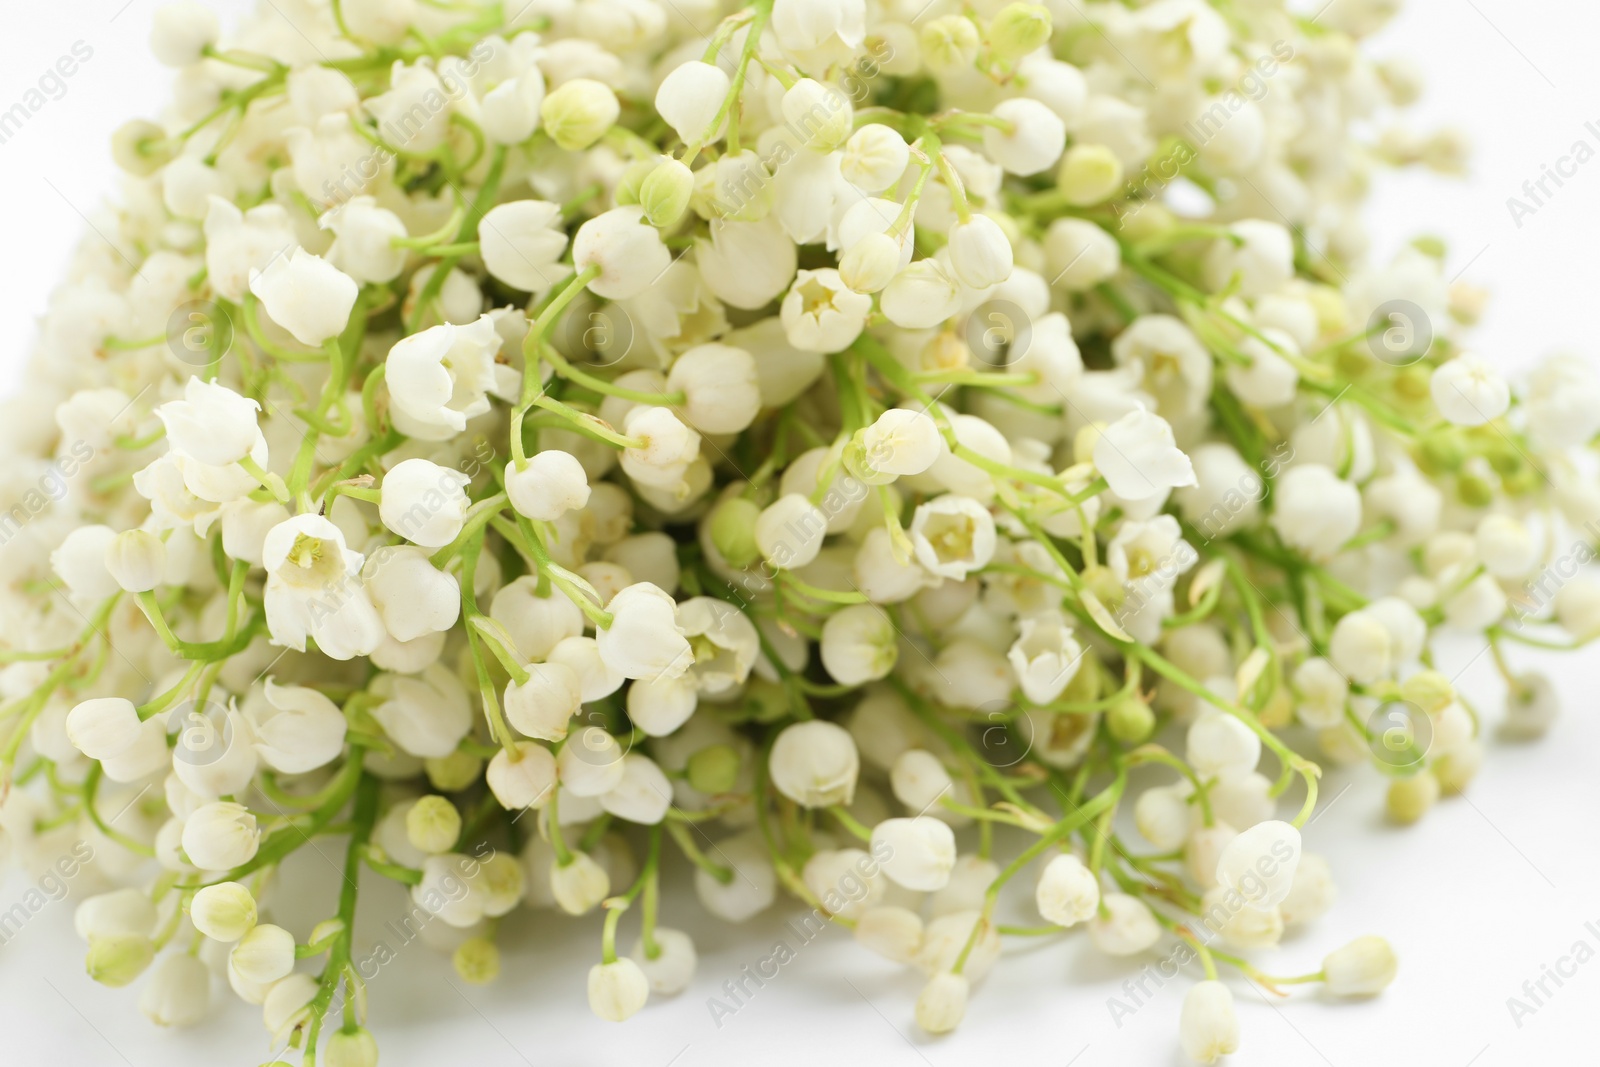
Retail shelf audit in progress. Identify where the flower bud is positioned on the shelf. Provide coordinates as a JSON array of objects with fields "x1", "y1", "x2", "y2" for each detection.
[
  {"x1": 453, "y1": 938, "x2": 501, "y2": 985},
  {"x1": 639, "y1": 159, "x2": 695, "y2": 227},
  {"x1": 781, "y1": 79, "x2": 853, "y2": 152},
  {"x1": 686, "y1": 743, "x2": 740, "y2": 795},
  {"x1": 857, "y1": 407, "x2": 941, "y2": 483},
  {"x1": 326, "y1": 1028, "x2": 380, "y2": 1067},
  {"x1": 487, "y1": 742, "x2": 558, "y2": 810},
  {"x1": 1044, "y1": 216, "x2": 1120, "y2": 290},
  {"x1": 105, "y1": 529, "x2": 167, "y2": 593},
  {"x1": 921, "y1": 16, "x2": 981, "y2": 72},
  {"x1": 406, "y1": 795, "x2": 462, "y2": 854},
  {"x1": 558, "y1": 726, "x2": 627, "y2": 796},
  {"x1": 140, "y1": 952, "x2": 210, "y2": 1028},
  {"x1": 112, "y1": 119, "x2": 174, "y2": 176},
  {"x1": 881, "y1": 259, "x2": 961, "y2": 329},
  {"x1": 915, "y1": 972, "x2": 969, "y2": 1034},
  {"x1": 889, "y1": 749, "x2": 952, "y2": 813},
  {"x1": 1107, "y1": 696, "x2": 1155, "y2": 744},
  {"x1": 667, "y1": 342, "x2": 762, "y2": 434},
  {"x1": 820, "y1": 604, "x2": 899, "y2": 685},
  {"x1": 630, "y1": 927, "x2": 697, "y2": 994},
  {"x1": 1088, "y1": 892, "x2": 1160, "y2": 955},
  {"x1": 76, "y1": 889, "x2": 158, "y2": 942},
  {"x1": 855, "y1": 905, "x2": 924, "y2": 962},
  {"x1": 1187, "y1": 712, "x2": 1261, "y2": 779},
  {"x1": 1386, "y1": 770, "x2": 1439, "y2": 824},
  {"x1": 755, "y1": 493, "x2": 828, "y2": 569},
  {"x1": 1430, "y1": 354, "x2": 1508, "y2": 427},
  {"x1": 540, "y1": 78, "x2": 620, "y2": 151},
  {"x1": 1179, "y1": 980, "x2": 1240, "y2": 1064},
  {"x1": 694, "y1": 833, "x2": 776, "y2": 922},
  {"x1": 621, "y1": 404, "x2": 701, "y2": 488},
  {"x1": 151, "y1": 2, "x2": 220, "y2": 67},
  {"x1": 588, "y1": 958, "x2": 649, "y2": 1021},
  {"x1": 413, "y1": 853, "x2": 489, "y2": 927},
  {"x1": 551, "y1": 851, "x2": 611, "y2": 915},
  {"x1": 708, "y1": 496, "x2": 763, "y2": 568},
  {"x1": 66, "y1": 696, "x2": 143, "y2": 761},
  {"x1": 987, "y1": 3, "x2": 1052, "y2": 62},
  {"x1": 182, "y1": 802, "x2": 261, "y2": 871},
  {"x1": 1035, "y1": 853, "x2": 1099, "y2": 927},
  {"x1": 1433, "y1": 737, "x2": 1483, "y2": 793},
  {"x1": 947, "y1": 214, "x2": 1014, "y2": 289},
  {"x1": 1056, "y1": 142, "x2": 1123, "y2": 206},
  {"x1": 190, "y1": 881, "x2": 258, "y2": 942},
  {"x1": 426, "y1": 750, "x2": 484, "y2": 793},
  {"x1": 262, "y1": 972, "x2": 318, "y2": 1036},
  {"x1": 249, "y1": 249, "x2": 359, "y2": 347},
  {"x1": 380, "y1": 458, "x2": 471, "y2": 549},
  {"x1": 1134, "y1": 784, "x2": 1191, "y2": 851},
  {"x1": 504, "y1": 661, "x2": 583, "y2": 741},
  {"x1": 872, "y1": 816, "x2": 957, "y2": 891},
  {"x1": 86, "y1": 934, "x2": 155, "y2": 987},
  {"x1": 838, "y1": 232, "x2": 903, "y2": 294},
  {"x1": 323, "y1": 197, "x2": 409, "y2": 284},
  {"x1": 655, "y1": 60, "x2": 729, "y2": 144},
  {"x1": 770, "y1": 720, "x2": 860, "y2": 808},
  {"x1": 982, "y1": 97, "x2": 1066, "y2": 176},
  {"x1": 841, "y1": 125, "x2": 911, "y2": 193},
  {"x1": 230, "y1": 923, "x2": 296, "y2": 985},
  {"x1": 1214, "y1": 819, "x2": 1301, "y2": 907},
  {"x1": 1398, "y1": 670, "x2": 1453, "y2": 715},
  {"x1": 157, "y1": 377, "x2": 264, "y2": 468},
  {"x1": 1322, "y1": 935, "x2": 1398, "y2": 996}
]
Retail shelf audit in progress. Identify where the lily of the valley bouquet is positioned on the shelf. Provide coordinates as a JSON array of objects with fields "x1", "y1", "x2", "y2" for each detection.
[{"x1": 1, "y1": 0, "x2": 1594, "y2": 1062}]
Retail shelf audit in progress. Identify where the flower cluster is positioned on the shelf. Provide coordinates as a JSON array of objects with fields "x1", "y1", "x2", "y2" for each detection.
[{"x1": 0, "y1": 0, "x2": 1592, "y2": 1063}]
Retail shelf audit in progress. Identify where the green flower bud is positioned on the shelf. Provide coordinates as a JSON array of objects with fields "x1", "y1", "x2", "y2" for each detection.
[
  {"x1": 405, "y1": 795, "x2": 461, "y2": 855},
  {"x1": 743, "y1": 678, "x2": 791, "y2": 724},
  {"x1": 327, "y1": 1028, "x2": 380, "y2": 1067},
  {"x1": 1502, "y1": 465, "x2": 1541, "y2": 497},
  {"x1": 709, "y1": 496, "x2": 763, "y2": 568},
  {"x1": 1456, "y1": 470, "x2": 1494, "y2": 508},
  {"x1": 1056, "y1": 143, "x2": 1123, "y2": 206},
  {"x1": 640, "y1": 159, "x2": 695, "y2": 227},
  {"x1": 988, "y1": 3, "x2": 1052, "y2": 62},
  {"x1": 426, "y1": 750, "x2": 485, "y2": 793},
  {"x1": 1483, "y1": 438, "x2": 1523, "y2": 477},
  {"x1": 1411, "y1": 234, "x2": 1447, "y2": 260},
  {"x1": 1393, "y1": 363, "x2": 1432, "y2": 401},
  {"x1": 1060, "y1": 651, "x2": 1102, "y2": 704},
  {"x1": 687, "y1": 743, "x2": 740, "y2": 795},
  {"x1": 111, "y1": 120, "x2": 174, "y2": 177},
  {"x1": 1106, "y1": 696, "x2": 1155, "y2": 745},
  {"x1": 1080, "y1": 566, "x2": 1125, "y2": 613},
  {"x1": 1385, "y1": 770, "x2": 1439, "y2": 825},
  {"x1": 1399, "y1": 670, "x2": 1453, "y2": 715},
  {"x1": 540, "y1": 78, "x2": 620, "y2": 151},
  {"x1": 86, "y1": 934, "x2": 155, "y2": 987},
  {"x1": 1335, "y1": 343, "x2": 1377, "y2": 381},
  {"x1": 1418, "y1": 426, "x2": 1467, "y2": 473},
  {"x1": 614, "y1": 157, "x2": 658, "y2": 207},
  {"x1": 1118, "y1": 201, "x2": 1176, "y2": 245},
  {"x1": 1432, "y1": 741, "x2": 1482, "y2": 794},
  {"x1": 453, "y1": 937, "x2": 501, "y2": 985},
  {"x1": 921, "y1": 16, "x2": 981, "y2": 72},
  {"x1": 189, "y1": 881, "x2": 257, "y2": 942}
]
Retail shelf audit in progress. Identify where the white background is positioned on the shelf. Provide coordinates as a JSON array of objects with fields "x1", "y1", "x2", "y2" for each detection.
[{"x1": 1, "y1": 2, "x2": 1597, "y2": 1065}]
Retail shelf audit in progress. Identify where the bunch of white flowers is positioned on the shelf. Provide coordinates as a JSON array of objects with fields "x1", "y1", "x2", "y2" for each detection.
[{"x1": 0, "y1": 0, "x2": 1589, "y2": 1062}]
